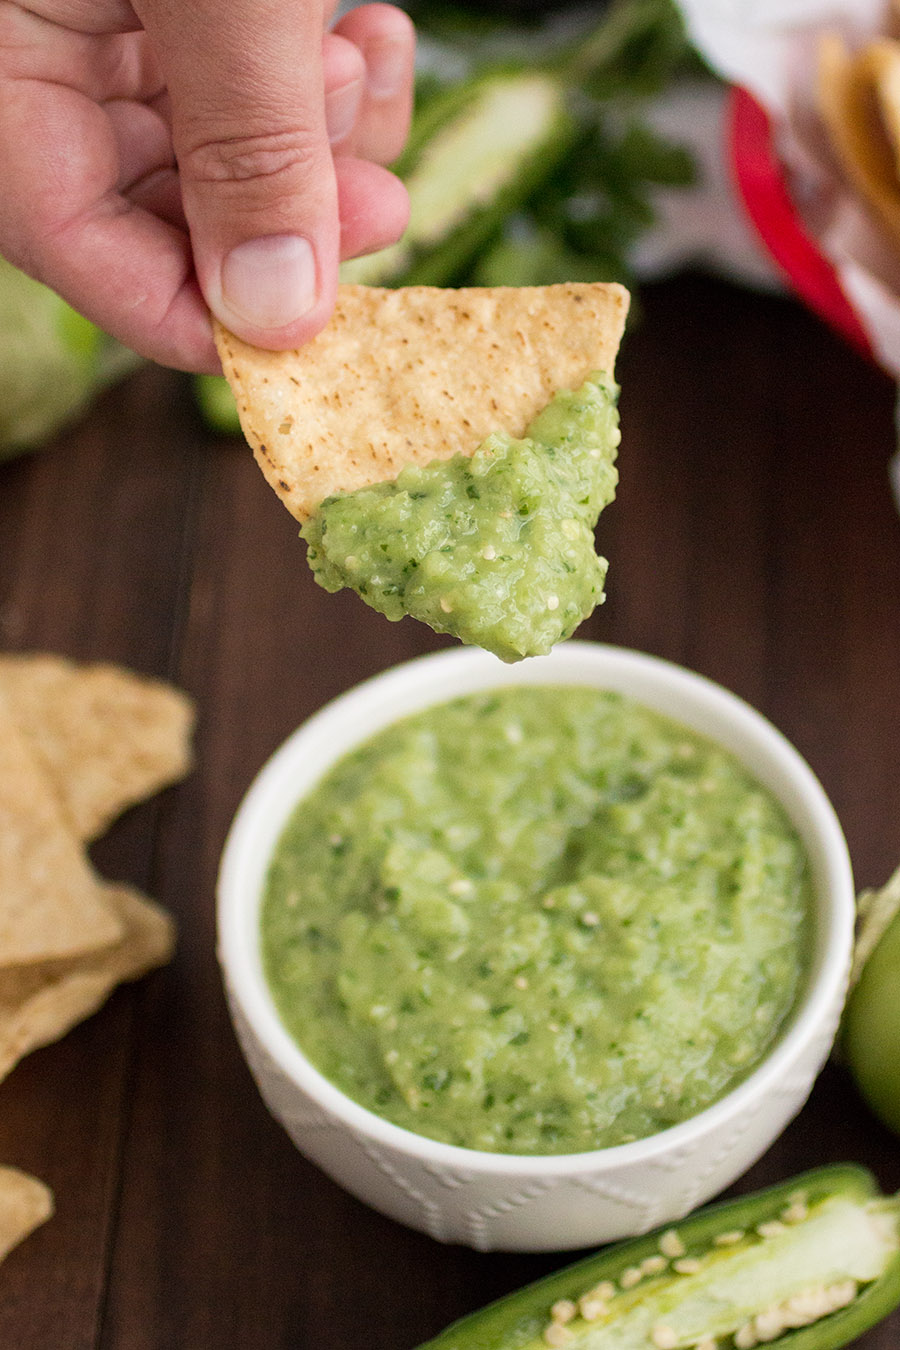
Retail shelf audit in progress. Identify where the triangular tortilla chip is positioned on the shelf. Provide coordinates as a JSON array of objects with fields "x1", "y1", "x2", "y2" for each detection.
[
  {"x1": 0, "y1": 655, "x2": 195, "y2": 842},
  {"x1": 818, "y1": 33, "x2": 900, "y2": 245},
  {"x1": 215, "y1": 282, "x2": 629, "y2": 521},
  {"x1": 0, "y1": 1168, "x2": 53, "y2": 1263},
  {"x1": 0, "y1": 884, "x2": 175, "y2": 1084},
  {"x1": 0, "y1": 690, "x2": 122, "y2": 967}
]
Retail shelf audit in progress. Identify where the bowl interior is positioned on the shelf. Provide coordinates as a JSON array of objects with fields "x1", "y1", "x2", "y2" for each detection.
[{"x1": 217, "y1": 642, "x2": 854, "y2": 1171}]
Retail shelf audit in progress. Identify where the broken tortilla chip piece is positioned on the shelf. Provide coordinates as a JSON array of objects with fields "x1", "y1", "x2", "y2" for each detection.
[
  {"x1": 0, "y1": 655, "x2": 195, "y2": 842},
  {"x1": 215, "y1": 282, "x2": 629, "y2": 521},
  {"x1": 818, "y1": 32, "x2": 900, "y2": 246},
  {"x1": 0, "y1": 690, "x2": 122, "y2": 968},
  {"x1": 0, "y1": 885, "x2": 175, "y2": 1085},
  {"x1": 0, "y1": 1167, "x2": 53, "y2": 1263}
]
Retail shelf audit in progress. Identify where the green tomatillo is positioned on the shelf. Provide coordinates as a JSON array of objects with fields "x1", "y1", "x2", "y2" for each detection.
[{"x1": 843, "y1": 865, "x2": 900, "y2": 1137}]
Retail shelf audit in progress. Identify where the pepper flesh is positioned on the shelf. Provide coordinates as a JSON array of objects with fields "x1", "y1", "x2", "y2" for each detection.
[
  {"x1": 416, "y1": 1167, "x2": 900, "y2": 1350},
  {"x1": 339, "y1": 71, "x2": 575, "y2": 289}
]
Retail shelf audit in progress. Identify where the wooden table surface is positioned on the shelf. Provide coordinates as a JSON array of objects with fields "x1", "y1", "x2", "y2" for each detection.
[{"x1": 0, "y1": 273, "x2": 899, "y2": 1348}]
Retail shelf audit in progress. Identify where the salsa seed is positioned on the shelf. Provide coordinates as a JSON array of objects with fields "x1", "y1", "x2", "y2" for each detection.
[
  {"x1": 756, "y1": 1220, "x2": 786, "y2": 1239},
  {"x1": 514, "y1": 975, "x2": 529, "y2": 990},
  {"x1": 673, "y1": 1258, "x2": 702, "y2": 1275},
  {"x1": 780, "y1": 1201, "x2": 808, "y2": 1224},
  {"x1": 734, "y1": 1324, "x2": 758, "y2": 1349},
  {"x1": 619, "y1": 1266, "x2": 642, "y2": 1289},
  {"x1": 439, "y1": 596, "x2": 453, "y2": 613},
  {"x1": 542, "y1": 1323, "x2": 572, "y2": 1346},
  {"x1": 581, "y1": 912, "x2": 600, "y2": 927},
  {"x1": 713, "y1": 1229, "x2": 745, "y2": 1246},
  {"x1": 546, "y1": 595, "x2": 560, "y2": 611},
  {"x1": 482, "y1": 545, "x2": 497, "y2": 560}
]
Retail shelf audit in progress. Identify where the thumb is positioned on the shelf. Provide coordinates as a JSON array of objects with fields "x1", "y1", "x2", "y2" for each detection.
[{"x1": 135, "y1": 0, "x2": 338, "y2": 349}]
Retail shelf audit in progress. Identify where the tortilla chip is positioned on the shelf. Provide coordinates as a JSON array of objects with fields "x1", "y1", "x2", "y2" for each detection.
[
  {"x1": 0, "y1": 690, "x2": 123, "y2": 968},
  {"x1": 0, "y1": 655, "x2": 195, "y2": 842},
  {"x1": 818, "y1": 32, "x2": 900, "y2": 244},
  {"x1": 0, "y1": 885, "x2": 174, "y2": 1084},
  {"x1": 215, "y1": 282, "x2": 630, "y2": 521},
  {"x1": 0, "y1": 1168, "x2": 53, "y2": 1263},
  {"x1": 866, "y1": 38, "x2": 900, "y2": 177}
]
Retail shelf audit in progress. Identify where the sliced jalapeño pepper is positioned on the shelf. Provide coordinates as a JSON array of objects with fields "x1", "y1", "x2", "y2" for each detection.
[
  {"x1": 416, "y1": 1166, "x2": 900, "y2": 1350},
  {"x1": 339, "y1": 68, "x2": 575, "y2": 290}
]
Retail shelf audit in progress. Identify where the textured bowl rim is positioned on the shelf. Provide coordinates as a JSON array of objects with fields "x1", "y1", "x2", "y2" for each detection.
[{"x1": 217, "y1": 641, "x2": 855, "y2": 1176}]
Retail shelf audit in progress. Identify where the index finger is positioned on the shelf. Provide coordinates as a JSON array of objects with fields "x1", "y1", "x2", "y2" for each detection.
[{"x1": 0, "y1": 72, "x2": 216, "y2": 369}]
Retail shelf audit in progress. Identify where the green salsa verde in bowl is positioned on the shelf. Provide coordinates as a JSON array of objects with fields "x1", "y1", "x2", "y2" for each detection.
[
  {"x1": 217, "y1": 645, "x2": 855, "y2": 1251},
  {"x1": 261, "y1": 685, "x2": 811, "y2": 1156}
]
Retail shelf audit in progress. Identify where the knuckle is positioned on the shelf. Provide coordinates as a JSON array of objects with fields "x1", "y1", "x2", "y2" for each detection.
[{"x1": 182, "y1": 126, "x2": 323, "y2": 191}]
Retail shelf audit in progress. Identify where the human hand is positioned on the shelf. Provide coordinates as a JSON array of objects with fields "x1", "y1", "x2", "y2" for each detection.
[{"x1": 0, "y1": 1, "x2": 415, "y2": 372}]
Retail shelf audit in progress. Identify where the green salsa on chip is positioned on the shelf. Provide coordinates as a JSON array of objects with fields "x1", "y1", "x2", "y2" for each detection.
[
  {"x1": 261, "y1": 686, "x2": 811, "y2": 1156},
  {"x1": 301, "y1": 375, "x2": 620, "y2": 662}
]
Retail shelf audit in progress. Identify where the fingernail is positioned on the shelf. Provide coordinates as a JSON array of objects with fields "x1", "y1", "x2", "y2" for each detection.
[
  {"x1": 326, "y1": 77, "x2": 363, "y2": 144},
  {"x1": 365, "y1": 37, "x2": 408, "y2": 100},
  {"x1": 221, "y1": 235, "x2": 317, "y2": 331}
]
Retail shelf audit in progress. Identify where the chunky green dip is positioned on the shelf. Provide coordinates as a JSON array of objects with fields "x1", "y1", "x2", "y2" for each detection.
[
  {"x1": 300, "y1": 375, "x2": 619, "y2": 663},
  {"x1": 261, "y1": 686, "x2": 811, "y2": 1156}
]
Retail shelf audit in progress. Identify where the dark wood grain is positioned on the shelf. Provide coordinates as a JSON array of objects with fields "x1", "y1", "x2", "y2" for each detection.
[{"x1": 0, "y1": 274, "x2": 898, "y2": 1348}]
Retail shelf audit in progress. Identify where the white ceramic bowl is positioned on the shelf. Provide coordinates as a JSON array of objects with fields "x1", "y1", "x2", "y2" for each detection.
[{"x1": 217, "y1": 642, "x2": 854, "y2": 1253}]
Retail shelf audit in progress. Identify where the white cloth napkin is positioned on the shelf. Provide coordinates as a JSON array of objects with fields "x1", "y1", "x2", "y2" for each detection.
[{"x1": 629, "y1": 80, "x2": 779, "y2": 289}]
